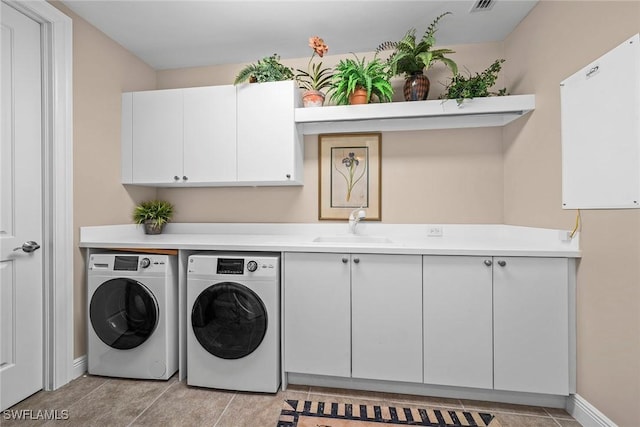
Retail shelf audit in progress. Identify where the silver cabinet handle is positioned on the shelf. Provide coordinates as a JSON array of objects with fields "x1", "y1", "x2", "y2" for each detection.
[
  {"x1": 483, "y1": 259, "x2": 492, "y2": 267},
  {"x1": 497, "y1": 260, "x2": 506, "y2": 267},
  {"x1": 341, "y1": 257, "x2": 348, "y2": 263},
  {"x1": 353, "y1": 258, "x2": 360, "y2": 264},
  {"x1": 173, "y1": 175, "x2": 180, "y2": 181},
  {"x1": 13, "y1": 241, "x2": 41, "y2": 253},
  {"x1": 183, "y1": 176, "x2": 188, "y2": 181}
]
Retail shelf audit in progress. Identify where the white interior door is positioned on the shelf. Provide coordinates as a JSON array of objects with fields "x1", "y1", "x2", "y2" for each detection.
[{"x1": 1, "y1": 2, "x2": 44, "y2": 410}]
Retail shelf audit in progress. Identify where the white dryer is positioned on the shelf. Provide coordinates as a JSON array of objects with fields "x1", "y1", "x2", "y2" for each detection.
[
  {"x1": 87, "y1": 253, "x2": 178, "y2": 380},
  {"x1": 187, "y1": 253, "x2": 280, "y2": 393}
]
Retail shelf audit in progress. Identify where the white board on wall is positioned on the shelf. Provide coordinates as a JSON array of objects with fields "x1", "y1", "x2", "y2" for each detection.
[{"x1": 560, "y1": 33, "x2": 640, "y2": 209}]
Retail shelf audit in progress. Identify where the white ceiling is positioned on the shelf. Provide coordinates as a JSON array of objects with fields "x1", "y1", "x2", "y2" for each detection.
[{"x1": 61, "y1": 0, "x2": 539, "y2": 70}]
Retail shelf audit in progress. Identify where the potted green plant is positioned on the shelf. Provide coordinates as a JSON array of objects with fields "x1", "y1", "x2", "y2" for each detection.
[
  {"x1": 376, "y1": 12, "x2": 458, "y2": 101},
  {"x1": 329, "y1": 54, "x2": 393, "y2": 105},
  {"x1": 133, "y1": 200, "x2": 174, "y2": 235},
  {"x1": 234, "y1": 54, "x2": 294, "y2": 84},
  {"x1": 441, "y1": 59, "x2": 508, "y2": 104},
  {"x1": 296, "y1": 36, "x2": 333, "y2": 107}
]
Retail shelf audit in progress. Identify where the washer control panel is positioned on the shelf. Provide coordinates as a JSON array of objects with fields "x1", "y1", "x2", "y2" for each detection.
[{"x1": 89, "y1": 254, "x2": 168, "y2": 273}]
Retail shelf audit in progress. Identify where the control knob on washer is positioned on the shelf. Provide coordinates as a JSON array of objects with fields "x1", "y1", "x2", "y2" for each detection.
[
  {"x1": 247, "y1": 260, "x2": 258, "y2": 272},
  {"x1": 140, "y1": 258, "x2": 151, "y2": 269}
]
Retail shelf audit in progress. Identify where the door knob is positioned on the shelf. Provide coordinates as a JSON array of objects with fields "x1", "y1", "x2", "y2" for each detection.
[{"x1": 13, "y1": 241, "x2": 41, "y2": 253}]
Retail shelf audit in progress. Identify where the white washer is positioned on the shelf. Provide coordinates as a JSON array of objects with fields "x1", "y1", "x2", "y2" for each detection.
[
  {"x1": 187, "y1": 253, "x2": 280, "y2": 393},
  {"x1": 87, "y1": 253, "x2": 178, "y2": 380}
]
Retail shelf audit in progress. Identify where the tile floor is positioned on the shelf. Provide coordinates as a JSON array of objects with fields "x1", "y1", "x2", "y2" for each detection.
[{"x1": 3, "y1": 375, "x2": 582, "y2": 427}]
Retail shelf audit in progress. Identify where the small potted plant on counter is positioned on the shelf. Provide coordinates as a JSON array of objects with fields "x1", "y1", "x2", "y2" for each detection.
[
  {"x1": 329, "y1": 54, "x2": 393, "y2": 105},
  {"x1": 441, "y1": 59, "x2": 508, "y2": 105},
  {"x1": 133, "y1": 200, "x2": 174, "y2": 235},
  {"x1": 376, "y1": 12, "x2": 457, "y2": 101},
  {"x1": 234, "y1": 53, "x2": 294, "y2": 84},
  {"x1": 296, "y1": 36, "x2": 333, "y2": 107}
]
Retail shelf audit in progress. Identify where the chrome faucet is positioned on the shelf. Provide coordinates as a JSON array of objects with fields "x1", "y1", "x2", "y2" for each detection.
[{"x1": 348, "y1": 208, "x2": 366, "y2": 234}]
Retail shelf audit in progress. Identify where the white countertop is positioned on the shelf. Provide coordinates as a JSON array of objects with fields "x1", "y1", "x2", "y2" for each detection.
[{"x1": 79, "y1": 223, "x2": 581, "y2": 257}]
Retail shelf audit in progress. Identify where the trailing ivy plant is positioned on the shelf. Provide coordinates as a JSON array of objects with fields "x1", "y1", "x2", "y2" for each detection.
[
  {"x1": 441, "y1": 59, "x2": 508, "y2": 104},
  {"x1": 234, "y1": 54, "x2": 294, "y2": 84}
]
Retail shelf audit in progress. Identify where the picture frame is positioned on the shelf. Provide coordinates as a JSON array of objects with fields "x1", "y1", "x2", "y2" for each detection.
[{"x1": 318, "y1": 133, "x2": 381, "y2": 221}]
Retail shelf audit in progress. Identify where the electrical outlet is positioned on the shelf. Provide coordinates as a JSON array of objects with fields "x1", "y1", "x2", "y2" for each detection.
[{"x1": 428, "y1": 226, "x2": 443, "y2": 237}]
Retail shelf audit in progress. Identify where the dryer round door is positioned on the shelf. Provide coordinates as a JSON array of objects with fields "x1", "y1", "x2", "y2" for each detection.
[
  {"x1": 90, "y1": 278, "x2": 159, "y2": 350},
  {"x1": 191, "y1": 282, "x2": 267, "y2": 360}
]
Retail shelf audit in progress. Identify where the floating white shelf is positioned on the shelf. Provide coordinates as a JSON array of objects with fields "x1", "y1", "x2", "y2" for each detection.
[{"x1": 295, "y1": 94, "x2": 535, "y2": 134}]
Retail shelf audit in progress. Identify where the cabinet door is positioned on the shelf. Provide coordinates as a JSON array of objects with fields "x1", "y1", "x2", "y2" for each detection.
[
  {"x1": 236, "y1": 81, "x2": 302, "y2": 185},
  {"x1": 423, "y1": 256, "x2": 493, "y2": 389},
  {"x1": 183, "y1": 85, "x2": 237, "y2": 183},
  {"x1": 351, "y1": 254, "x2": 422, "y2": 383},
  {"x1": 131, "y1": 89, "x2": 183, "y2": 184},
  {"x1": 493, "y1": 257, "x2": 569, "y2": 395},
  {"x1": 283, "y1": 252, "x2": 351, "y2": 377}
]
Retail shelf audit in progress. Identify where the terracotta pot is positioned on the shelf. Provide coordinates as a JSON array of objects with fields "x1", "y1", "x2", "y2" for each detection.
[
  {"x1": 403, "y1": 72, "x2": 430, "y2": 101},
  {"x1": 302, "y1": 90, "x2": 325, "y2": 107},
  {"x1": 348, "y1": 87, "x2": 368, "y2": 105}
]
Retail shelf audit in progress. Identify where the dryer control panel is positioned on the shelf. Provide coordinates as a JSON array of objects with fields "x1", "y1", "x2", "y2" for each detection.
[{"x1": 188, "y1": 254, "x2": 279, "y2": 279}]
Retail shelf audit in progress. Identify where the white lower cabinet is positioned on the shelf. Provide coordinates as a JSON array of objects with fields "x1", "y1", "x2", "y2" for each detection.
[
  {"x1": 423, "y1": 256, "x2": 493, "y2": 389},
  {"x1": 283, "y1": 252, "x2": 422, "y2": 382},
  {"x1": 423, "y1": 255, "x2": 570, "y2": 395},
  {"x1": 351, "y1": 254, "x2": 422, "y2": 383},
  {"x1": 283, "y1": 252, "x2": 351, "y2": 377},
  {"x1": 493, "y1": 257, "x2": 570, "y2": 395},
  {"x1": 284, "y1": 252, "x2": 572, "y2": 396}
]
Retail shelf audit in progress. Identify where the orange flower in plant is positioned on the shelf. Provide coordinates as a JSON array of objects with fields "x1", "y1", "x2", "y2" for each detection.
[
  {"x1": 308, "y1": 36, "x2": 329, "y2": 57},
  {"x1": 297, "y1": 36, "x2": 333, "y2": 92}
]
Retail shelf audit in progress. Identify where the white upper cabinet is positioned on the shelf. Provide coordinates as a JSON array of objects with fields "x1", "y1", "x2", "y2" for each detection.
[
  {"x1": 126, "y1": 89, "x2": 183, "y2": 184},
  {"x1": 183, "y1": 86, "x2": 237, "y2": 183},
  {"x1": 236, "y1": 80, "x2": 303, "y2": 185},
  {"x1": 122, "y1": 81, "x2": 302, "y2": 187}
]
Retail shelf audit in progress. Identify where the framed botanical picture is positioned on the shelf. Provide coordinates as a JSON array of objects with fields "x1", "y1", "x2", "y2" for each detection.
[{"x1": 318, "y1": 133, "x2": 381, "y2": 220}]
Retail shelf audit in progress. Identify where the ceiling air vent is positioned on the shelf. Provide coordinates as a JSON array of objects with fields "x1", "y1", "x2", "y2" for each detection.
[{"x1": 470, "y1": 0, "x2": 495, "y2": 12}]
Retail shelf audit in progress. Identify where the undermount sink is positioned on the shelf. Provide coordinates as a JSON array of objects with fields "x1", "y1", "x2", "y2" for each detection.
[{"x1": 312, "y1": 235, "x2": 394, "y2": 244}]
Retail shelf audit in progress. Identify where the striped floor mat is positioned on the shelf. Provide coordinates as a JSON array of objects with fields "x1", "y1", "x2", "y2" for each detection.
[{"x1": 277, "y1": 399, "x2": 500, "y2": 427}]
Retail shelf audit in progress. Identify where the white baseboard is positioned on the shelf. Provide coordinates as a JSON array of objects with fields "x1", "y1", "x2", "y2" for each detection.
[
  {"x1": 566, "y1": 394, "x2": 618, "y2": 427},
  {"x1": 72, "y1": 355, "x2": 87, "y2": 379}
]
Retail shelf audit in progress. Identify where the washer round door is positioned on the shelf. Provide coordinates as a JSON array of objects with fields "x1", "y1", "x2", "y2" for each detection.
[
  {"x1": 191, "y1": 282, "x2": 267, "y2": 360},
  {"x1": 90, "y1": 278, "x2": 159, "y2": 350}
]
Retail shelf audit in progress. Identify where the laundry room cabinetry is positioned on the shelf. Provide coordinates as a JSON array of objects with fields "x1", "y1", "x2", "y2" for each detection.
[
  {"x1": 423, "y1": 255, "x2": 493, "y2": 390},
  {"x1": 493, "y1": 256, "x2": 571, "y2": 395},
  {"x1": 236, "y1": 80, "x2": 303, "y2": 185},
  {"x1": 122, "y1": 85, "x2": 237, "y2": 185},
  {"x1": 283, "y1": 252, "x2": 351, "y2": 377},
  {"x1": 283, "y1": 252, "x2": 422, "y2": 382},
  {"x1": 122, "y1": 81, "x2": 303, "y2": 187},
  {"x1": 423, "y1": 255, "x2": 572, "y2": 395}
]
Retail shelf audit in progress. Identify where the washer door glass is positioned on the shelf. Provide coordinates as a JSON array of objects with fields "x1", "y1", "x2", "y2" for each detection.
[
  {"x1": 90, "y1": 278, "x2": 159, "y2": 350},
  {"x1": 191, "y1": 282, "x2": 267, "y2": 360}
]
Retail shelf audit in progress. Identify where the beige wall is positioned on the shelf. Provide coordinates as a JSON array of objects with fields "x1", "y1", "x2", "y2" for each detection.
[
  {"x1": 503, "y1": 2, "x2": 640, "y2": 426},
  {"x1": 155, "y1": 43, "x2": 506, "y2": 224},
  {"x1": 49, "y1": 2, "x2": 158, "y2": 359}
]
